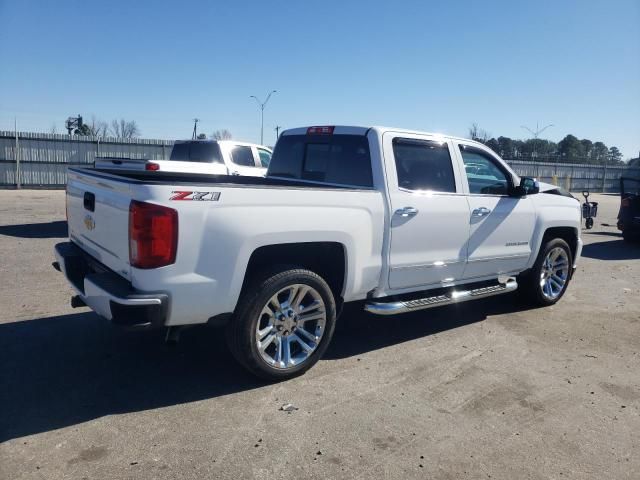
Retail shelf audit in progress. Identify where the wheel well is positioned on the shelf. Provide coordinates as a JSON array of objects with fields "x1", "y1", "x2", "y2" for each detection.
[
  {"x1": 542, "y1": 227, "x2": 578, "y2": 260},
  {"x1": 243, "y1": 242, "x2": 347, "y2": 299}
]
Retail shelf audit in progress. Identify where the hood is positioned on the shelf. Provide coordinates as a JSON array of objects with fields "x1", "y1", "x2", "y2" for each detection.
[{"x1": 538, "y1": 181, "x2": 558, "y2": 192}]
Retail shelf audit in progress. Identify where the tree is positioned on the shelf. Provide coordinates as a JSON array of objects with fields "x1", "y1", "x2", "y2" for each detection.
[
  {"x1": 110, "y1": 119, "x2": 140, "y2": 138},
  {"x1": 485, "y1": 137, "x2": 500, "y2": 154},
  {"x1": 593, "y1": 142, "x2": 609, "y2": 164},
  {"x1": 212, "y1": 129, "x2": 232, "y2": 140},
  {"x1": 497, "y1": 136, "x2": 516, "y2": 158},
  {"x1": 580, "y1": 139, "x2": 593, "y2": 159},
  {"x1": 87, "y1": 116, "x2": 109, "y2": 137},
  {"x1": 558, "y1": 134, "x2": 583, "y2": 161},
  {"x1": 608, "y1": 146, "x2": 623, "y2": 165},
  {"x1": 468, "y1": 123, "x2": 490, "y2": 143}
]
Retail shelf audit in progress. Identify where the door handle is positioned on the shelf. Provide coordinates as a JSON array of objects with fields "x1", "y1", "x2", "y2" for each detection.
[
  {"x1": 395, "y1": 207, "x2": 419, "y2": 217},
  {"x1": 471, "y1": 207, "x2": 492, "y2": 217}
]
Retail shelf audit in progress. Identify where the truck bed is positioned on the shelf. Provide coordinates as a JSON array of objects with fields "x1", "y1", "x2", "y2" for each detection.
[{"x1": 73, "y1": 167, "x2": 373, "y2": 191}]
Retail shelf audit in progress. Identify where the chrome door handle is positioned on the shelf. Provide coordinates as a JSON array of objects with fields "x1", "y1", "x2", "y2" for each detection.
[
  {"x1": 471, "y1": 207, "x2": 492, "y2": 217},
  {"x1": 395, "y1": 207, "x2": 419, "y2": 217}
]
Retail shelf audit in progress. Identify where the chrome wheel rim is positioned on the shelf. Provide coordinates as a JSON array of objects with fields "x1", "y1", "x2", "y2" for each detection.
[
  {"x1": 539, "y1": 247, "x2": 570, "y2": 300},
  {"x1": 255, "y1": 284, "x2": 326, "y2": 369}
]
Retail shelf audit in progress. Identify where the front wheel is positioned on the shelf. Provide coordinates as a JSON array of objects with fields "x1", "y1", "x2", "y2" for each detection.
[
  {"x1": 518, "y1": 238, "x2": 573, "y2": 306},
  {"x1": 226, "y1": 268, "x2": 336, "y2": 381}
]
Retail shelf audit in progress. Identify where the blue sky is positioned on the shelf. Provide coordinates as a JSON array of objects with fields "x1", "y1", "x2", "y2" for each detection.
[{"x1": 1, "y1": 0, "x2": 638, "y2": 158}]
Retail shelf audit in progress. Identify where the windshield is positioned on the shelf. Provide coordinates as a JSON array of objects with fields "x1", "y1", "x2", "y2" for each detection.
[{"x1": 169, "y1": 142, "x2": 223, "y2": 163}]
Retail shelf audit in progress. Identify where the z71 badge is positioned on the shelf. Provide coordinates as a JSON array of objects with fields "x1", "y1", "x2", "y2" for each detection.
[{"x1": 170, "y1": 191, "x2": 221, "y2": 201}]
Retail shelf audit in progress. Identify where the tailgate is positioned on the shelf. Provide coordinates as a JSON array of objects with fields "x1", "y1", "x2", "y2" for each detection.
[
  {"x1": 154, "y1": 160, "x2": 227, "y2": 174},
  {"x1": 94, "y1": 158, "x2": 149, "y2": 170},
  {"x1": 66, "y1": 169, "x2": 132, "y2": 280}
]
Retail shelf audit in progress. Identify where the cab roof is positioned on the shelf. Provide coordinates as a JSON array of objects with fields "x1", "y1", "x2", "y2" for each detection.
[{"x1": 281, "y1": 125, "x2": 482, "y2": 147}]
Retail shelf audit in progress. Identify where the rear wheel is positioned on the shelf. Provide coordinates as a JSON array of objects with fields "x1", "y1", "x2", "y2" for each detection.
[
  {"x1": 227, "y1": 268, "x2": 336, "y2": 381},
  {"x1": 518, "y1": 238, "x2": 573, "y2": 306}
]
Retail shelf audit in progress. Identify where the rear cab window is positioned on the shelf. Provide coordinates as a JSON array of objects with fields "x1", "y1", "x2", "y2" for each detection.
[
  {"x1": 268, "y1": 134, "x2": 373, "y2": 187},
  {"x1": 169, "y1": 141, "x2": 223, "y2": 163}
]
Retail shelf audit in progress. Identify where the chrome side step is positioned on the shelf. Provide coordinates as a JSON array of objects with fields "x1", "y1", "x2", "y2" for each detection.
[{"x1": 364, "y1": 277, "x2": 518, "y2": 316}]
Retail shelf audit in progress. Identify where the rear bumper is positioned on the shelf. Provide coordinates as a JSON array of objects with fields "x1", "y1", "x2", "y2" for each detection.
[{"x1": 53, "y1": 242, "x2": 168, "y2": 329}]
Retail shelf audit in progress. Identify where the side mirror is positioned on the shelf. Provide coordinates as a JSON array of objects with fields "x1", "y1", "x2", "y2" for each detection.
[{"x1": 511, "y1": 177, "x2": 539, "y2": 197}]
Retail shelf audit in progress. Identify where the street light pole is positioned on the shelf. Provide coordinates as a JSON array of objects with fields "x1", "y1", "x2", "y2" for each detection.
[
  {"x1": 250, "y1": 90, "x2": 277, "y2": 145},
  {"x1": 275, "y1": 125, "x2": 282, "y2": 142},
  {"x1": 521, "y1": 122, "x2": 554, "y2": 163}
]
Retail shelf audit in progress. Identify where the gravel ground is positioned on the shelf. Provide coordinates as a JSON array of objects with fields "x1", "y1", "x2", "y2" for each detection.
[{"x1": 0, "y1": 190, "x2": 638, "y2": 480}]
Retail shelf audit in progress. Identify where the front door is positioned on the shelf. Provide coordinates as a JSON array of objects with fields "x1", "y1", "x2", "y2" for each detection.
[
  {"x1": 456, "y1": 143, "x2": 536, "y2": 280},
  {"x1": 384, "y1": 133, "x2": 471, "y2": 290}
]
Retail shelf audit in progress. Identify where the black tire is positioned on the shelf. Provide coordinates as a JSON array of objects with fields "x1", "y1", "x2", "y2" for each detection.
[
  {"x1": 585, "y1": 217, "x2": 594, "y2": 229},
  {"x1": 226, "y1": 267, "x2": 336, "y2": 381},
  {"x1": 518, "y1": 238, "x2": 573, "y2": 307}
]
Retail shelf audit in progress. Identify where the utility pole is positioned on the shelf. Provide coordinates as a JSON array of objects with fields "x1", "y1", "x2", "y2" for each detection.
[
  {"x1": 274, "y1": 125, "x2": 282, "y2": 142},
  {"x1": 192, "y1": 118, "x2": 199, "y2": 140},
  {"x1": 250, "y1": 90, "x2": 277, "y2": 145},
  {"x1": 14, "y1": 117, "x2": 20, "y2": 189}
]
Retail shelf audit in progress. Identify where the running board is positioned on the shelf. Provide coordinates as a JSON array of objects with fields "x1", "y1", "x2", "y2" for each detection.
[{"x1": 364, "y1": 277, "x2": 518, "y2": 316}]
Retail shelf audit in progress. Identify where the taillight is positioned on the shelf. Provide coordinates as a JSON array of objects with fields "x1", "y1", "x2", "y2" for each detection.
[
  {"x1": 129, "y1": 201, "x2": 178, "y2": 269},
  {"x1": 621, "y1": 198, "x2": 630, "y2": 208},
  {"x1": 145, "y1": 162, "x2": 160, "y2": 171},
  {"x1": 307, "y1": 126, "x2": 335, "y2": 135}
]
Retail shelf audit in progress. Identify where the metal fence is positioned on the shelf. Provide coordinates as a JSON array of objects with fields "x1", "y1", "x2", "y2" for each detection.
[
  {"x1": 505, "y1": 160, "x2": 640, "y2": 193},
  {"x1": 2, "y1": 131, "x2": 639, "y2": 191},
  {"x1": 0, "y1": 131, "x2": 174, "y2": 187}
]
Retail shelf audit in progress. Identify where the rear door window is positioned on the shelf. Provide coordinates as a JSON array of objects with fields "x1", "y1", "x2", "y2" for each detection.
[
  {"x1": 392, "y1": 138, "x2": 456, "y2": 192},
  {"x1": 268, "y1": 134, "x2": 373, "y2": 187},
  {"x1": 230, "y1": 146, "x2": 257, "y2": 167}
]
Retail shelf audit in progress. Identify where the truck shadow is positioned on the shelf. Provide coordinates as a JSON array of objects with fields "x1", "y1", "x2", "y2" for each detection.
[
  {"x1": 0, "y1": 295, "x2": 536, "y2": 442},
  {"x1": 327, "y1": 294, "x2": 535, "y2": 360},
  {"x1": 0, "y1": 220, "x2": 67, "y2": 238},
  {"x1": 581, "y1": 239, "x2": 640, "y2": 260}
]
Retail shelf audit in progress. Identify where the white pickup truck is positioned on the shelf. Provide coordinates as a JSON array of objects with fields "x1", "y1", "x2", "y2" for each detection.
[
  {"x1": 95, "y1": 139, "x2": 273, "y2": 177},
  {"x1": 54, "y1": 125, "x2": 582, "y2": 380}
]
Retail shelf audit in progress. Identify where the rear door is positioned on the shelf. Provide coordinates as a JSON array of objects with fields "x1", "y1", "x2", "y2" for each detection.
[
  {"x1": 227, "y1": 145, "x2": 262, "y2": 176},
  {"x1": 455, "y1": 142, "x2": 536, "y2": 280},
  {"x1": 384, "y1": 133, "x2": 471, "y2": 290}
]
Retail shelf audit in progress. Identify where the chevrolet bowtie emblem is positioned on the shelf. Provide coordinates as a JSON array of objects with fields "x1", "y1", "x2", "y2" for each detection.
[{"x1": 84, "y1": 214, "x2": 95, "y2": 231}]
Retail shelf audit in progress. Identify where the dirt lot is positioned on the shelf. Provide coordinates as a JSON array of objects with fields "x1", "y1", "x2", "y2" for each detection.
[{"x1": 0, "y1": 190, "x2": 638, "y2": 480}]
